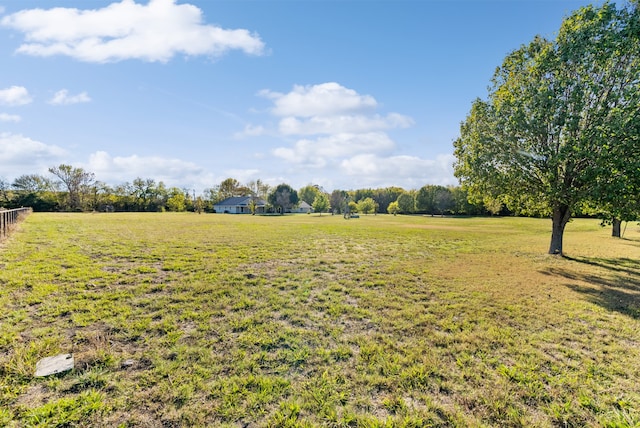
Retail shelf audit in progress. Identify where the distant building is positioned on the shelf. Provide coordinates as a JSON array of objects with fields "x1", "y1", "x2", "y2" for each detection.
[
  {"x1": 293, "y1": 201, "x2": 313, "y2": 214},
  {"x1": 214, "y1": 197, "x2": 266, "y2": 214}
]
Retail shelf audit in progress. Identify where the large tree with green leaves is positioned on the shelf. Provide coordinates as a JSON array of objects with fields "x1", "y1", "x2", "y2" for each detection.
[
  {"x1": 218, "y1": 178, "x2": 250, "y2": 201},
  {"x1": 330, "y1": 190, "x2": 349, "y2": 214},
  {"x1": 48, "y1": 164, "x2": 96, "y2": 211},
  {"x1": 416, "y1": 185, "x2": 455, "y2": 216},
  {"x1": 299, "y1": 184, "x2": 322, "y2": 205},
  {"x1": 587, "y1": 94, "x2": 640, "y2": 237},
  {"x1": 372, "y1": 187, "x2": 404, "y2": 214},
  {"x1": 396, "y1": 192, "x2": 415, "y2": 214},
  {"x1": 454, "y1": 2, "x2": 640, "y2": 255},
  {"x1": 268, "y1": 183, "x2": 299, "y2": 215},
  {"x1": 246, "y1": 179, "x2": 271, "y2": 200}
]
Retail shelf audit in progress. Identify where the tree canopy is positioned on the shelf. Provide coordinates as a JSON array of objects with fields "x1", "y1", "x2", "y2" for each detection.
[
  {"x1": 299, "y1": 185, "x2": 322, "y2": 205},
  {"x1": 268, "y1": 183, "x2": 299, "y2": 214},
  {"x1": 48, "y1": 164, "x2": 95, "y2": 211},
  {"x1": 312, "y1": 192, "x2": 329, "y2": 216},
  {"x1": 453, "y1": 2, "x2": 640, "y2": 255},
  {"x1": 396, "y1": 192, "x2": 415, "y2": 214},
  {"x1": 356, "y1": 197, "x2": 377, "y2": 215}
]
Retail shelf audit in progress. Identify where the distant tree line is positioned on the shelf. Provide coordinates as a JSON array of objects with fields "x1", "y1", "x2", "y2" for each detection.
[
  {"x1": 1, "y1": 164, "x2": 506, "y2": 216},
  {"x1": 1, "y1": 161, "x2": 628, "y2": 225}
]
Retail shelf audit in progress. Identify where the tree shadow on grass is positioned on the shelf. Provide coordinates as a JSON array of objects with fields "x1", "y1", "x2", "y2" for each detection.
[{"x1": 541, "y1": 256, "x2": 640, "y2": 319}]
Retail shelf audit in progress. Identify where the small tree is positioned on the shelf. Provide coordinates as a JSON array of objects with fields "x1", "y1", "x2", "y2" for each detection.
[
  {"x1": 166, "y1": 188, "x2": 186, "y2": 212},
  {"x1": 194, "y1": 196, "x2": 205, "y2": 214},
  {"x1": 387, "y1": 201, "x2": 399, "y2": 216},
  {"x1": 357, "y1": 197, "x2": 376, "y2": 215},
  {"x1": 312, "y1": 193, "x2": 329, "y2": 216},
  {"x1": 248, "y1": 198, "x2": 258, "y2": 215}
]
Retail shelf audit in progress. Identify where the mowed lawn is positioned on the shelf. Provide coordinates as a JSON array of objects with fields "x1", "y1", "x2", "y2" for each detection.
[{"x1": 1, "y1": 213, "x2": 639, "y2": 427}]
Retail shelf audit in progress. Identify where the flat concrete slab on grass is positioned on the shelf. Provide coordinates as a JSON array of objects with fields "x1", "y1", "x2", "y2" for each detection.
[{"x1": 35, "y1": 353, "x2": 74, "y2": 377}]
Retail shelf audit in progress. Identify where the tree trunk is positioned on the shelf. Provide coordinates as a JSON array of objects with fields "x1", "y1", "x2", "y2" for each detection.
[
  {"x1": 611, "y1": 218, "x2": 621, "y2": 238},
  {"x1": 549, "y1": 204, "x2": 571, "y2": 255}
]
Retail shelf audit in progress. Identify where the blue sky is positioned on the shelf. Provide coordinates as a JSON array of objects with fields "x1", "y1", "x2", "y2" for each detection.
[{"x1": 0, "y1": 0, "x2": 603, "y2": 193}]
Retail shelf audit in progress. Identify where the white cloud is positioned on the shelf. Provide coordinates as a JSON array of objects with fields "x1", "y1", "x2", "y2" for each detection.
[
  {"x1": 0, "y1": 132, "x2": 67, "y2": 162},
  {"x1": 261, "y1": 83, "x2": 421, "y2": 176},
  {"x1": 0, "y1": 113, "x2": 21, "y2": 122},
  {"x1": 340, "y1": 153, "x2": 457, "y2": 188},
  {"x1": 86, "y1": 151, "x2": 215, "y2": 190},
  {"x1": 224, "y1": 168, "x2": 261, "y2": 184},
  {"x1": 0, "y1": 132, "x2": 67, "y2": 177},
  {"x1": 49, "y1": 89, "x2": 91, "y2": 105},
  {"x1": 1, "y1": 0, "x2": 266, "y2": 63},
  {"x1": 278, "y1": 113, "x2": 413, "y2": 136},
  {"x1": 0, "y1": 86, "x2": 32, "y2": 106},
  {"x1": 260, "y1": 83, "x2": 377, "y2": 118},
  {"x1": 245, "y1": 81, "x2": 457, "y2": 190},
  {"x1": 273, "y1": 132, "x2": 395, "y2": 167},
  {"x1": 234, "y1": 124, "x2": 268, "y2": 138}
]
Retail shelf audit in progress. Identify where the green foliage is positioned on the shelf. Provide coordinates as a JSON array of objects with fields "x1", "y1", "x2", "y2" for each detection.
[
  {"x1": 416, "y1": 185, "x2": 456, "y2": 215},
  {"x1": 218, "y1": 177, "x2": 247, "y2": 201},
  {"x1": 194, "y1": 196, "x2": 205, "y2": 214},
  {"x1": 166, "y1": 187, "x2": 187, "y2": 212},
  {"x1": 387, "y1": 201, "x2": 399, "y2": 215},
  {"x1": 24, "y1": 390, "x2": 107, "y2": 425},
  {"x1": 329, "y1": 190, "x2": 349, "y2": 214},
  {"x1": 396, "y1": 192, "x2": 415, "y2": 214},
  {"x1": 312, "y1": 192, "x2": 329, "y2": 216},
  {"x1": 248, "y1": 198, "x2": 258, "y2": 215},
  {"x1": 356, "y1": 197, "x2": 377, "y2": 215},
  {"x1": 130, "y1": 177, "x2": 168, "y2": 212},
  {"x1": 299, "y1": 185, "x2": 322, "y2": 205},
  {"x1": 48, "y1": 164, "x2": 96, "y2": 211},
  {"x1": 371, "y1": 187, "x2": 405, "y2": 214},
  {"x1": 268, "y1": 183, "x2": 299, "y2": 214}
]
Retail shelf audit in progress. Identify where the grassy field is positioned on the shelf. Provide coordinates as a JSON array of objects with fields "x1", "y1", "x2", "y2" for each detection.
[{"x1": 0, "y1": 212, "x2": 639, "y2": 427}]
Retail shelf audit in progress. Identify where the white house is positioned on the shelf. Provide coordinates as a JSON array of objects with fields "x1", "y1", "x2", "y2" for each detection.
[
  {"x1": 214, "y1": 197, "x2": 266, "y2": 214},
  {"x1": 293, "y1": 201, "x2": 313, "y2": 214}
]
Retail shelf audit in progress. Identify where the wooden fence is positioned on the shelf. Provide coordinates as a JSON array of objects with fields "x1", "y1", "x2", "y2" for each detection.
[{"x1": 0, "y1": 207, "x2": 32, "y2": 238}]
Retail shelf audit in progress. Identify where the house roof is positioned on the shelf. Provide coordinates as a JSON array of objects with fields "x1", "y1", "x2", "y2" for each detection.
[
  {"x1": 214, "y1": 196, "x2": 266, "y2": 206},
  {"x1": 298, "y1": 201, "x2": 312, "y2": 208}
]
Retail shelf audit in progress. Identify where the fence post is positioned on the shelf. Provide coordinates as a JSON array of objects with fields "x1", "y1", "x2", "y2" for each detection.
[{"x1": 0, "y1": 207, "x2": 32, "y2": 238}]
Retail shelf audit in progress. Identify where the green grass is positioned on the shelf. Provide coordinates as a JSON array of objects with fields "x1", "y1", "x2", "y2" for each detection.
[{"x1": 1, "y1": 212, "x2": 639, "y2": 427}]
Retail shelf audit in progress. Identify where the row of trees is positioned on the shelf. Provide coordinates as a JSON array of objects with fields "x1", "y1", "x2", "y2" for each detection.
[
  {"x1": 6, "y1": 160, "x2": 627, "y2": 222},
  {"x1": 453, "y1": 2, "x2": 640, "y2": 254},
  {"x1": 1, "y1": 165, "x2": 499, "y2": 216},
  {"x1": 0, "y1": 168, "x2": 205, "y2": 213},
  {"x1": 204, "y1": 180, "x2": 497, "y2": 216}
]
